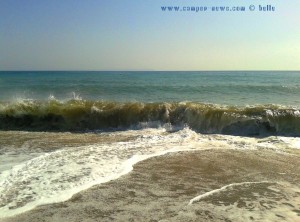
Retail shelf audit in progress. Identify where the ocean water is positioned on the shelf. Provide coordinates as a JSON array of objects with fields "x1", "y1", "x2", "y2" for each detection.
[
  {"x1": 1, "y1": 71, "x2": 300, "y2": 105},
  {"x1": 0, "y1": 71, "x2": 300, "y2": 221}
]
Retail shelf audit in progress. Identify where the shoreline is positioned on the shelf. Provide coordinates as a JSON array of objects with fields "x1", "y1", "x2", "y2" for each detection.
[{"x1": 3, "y1": 149, "x2": 300, "y2": 222}]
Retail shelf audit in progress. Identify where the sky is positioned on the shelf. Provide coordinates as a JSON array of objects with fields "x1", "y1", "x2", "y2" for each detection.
[{"x1": 0, "y1": 0, "x2": 300, "y2": 71}]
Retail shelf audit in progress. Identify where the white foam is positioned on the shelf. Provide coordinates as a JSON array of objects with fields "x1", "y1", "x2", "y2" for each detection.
[
  {"x1": 0, "y1": 128, "x2": 299, "y2": 218},
  {"x1": 278, "y1": 136, "x2": 300, "y2": 149},
  {"x1": 0, "y1": 128, "x2": 198, "y2": 218},
  {"x1": 188, "y1": 181, "x2": 273, "y2": 205},
  {"x1": 186, "y1": 181, "x2": 300, "y2": 221}
]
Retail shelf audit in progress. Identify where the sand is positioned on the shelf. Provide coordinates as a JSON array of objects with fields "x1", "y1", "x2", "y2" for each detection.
[{"x1": 2, "y1": 149, "x2": 300, "y2": 222}]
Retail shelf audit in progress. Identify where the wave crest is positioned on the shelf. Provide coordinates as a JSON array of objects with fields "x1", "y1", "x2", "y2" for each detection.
[{"x1": 1, "y1": 100, "x2": 300, "y2": 136}]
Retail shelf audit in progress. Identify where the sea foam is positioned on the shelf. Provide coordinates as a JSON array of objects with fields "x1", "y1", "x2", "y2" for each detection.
[{"x1": 0, "y1": 128, "x2": 300, "y2": 218}]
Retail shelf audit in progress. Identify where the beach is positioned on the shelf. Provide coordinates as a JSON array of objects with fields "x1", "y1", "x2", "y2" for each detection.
[{"x1": 3, "y1": 149, "x2": 300, "y2": 222}]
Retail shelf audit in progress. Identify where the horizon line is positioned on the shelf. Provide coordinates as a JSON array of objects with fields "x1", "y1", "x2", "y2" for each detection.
[{"x1": 1, "y1": 70, "x2": 300, "y2": 72}]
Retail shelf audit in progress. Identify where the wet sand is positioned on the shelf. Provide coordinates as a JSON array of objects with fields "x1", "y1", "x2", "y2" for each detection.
[{"x1": 3, "y1": 149, "x2": 300, "y2": 222}]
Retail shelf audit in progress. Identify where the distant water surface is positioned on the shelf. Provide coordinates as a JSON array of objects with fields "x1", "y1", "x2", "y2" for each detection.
[{"x1": 1, "y1": 71, "x2": 300, "y2": 106}]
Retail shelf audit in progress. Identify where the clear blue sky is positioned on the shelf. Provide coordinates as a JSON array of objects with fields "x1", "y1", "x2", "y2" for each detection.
[{"x1": 0, "y1": 0, "x2": 299, "y2": 70}]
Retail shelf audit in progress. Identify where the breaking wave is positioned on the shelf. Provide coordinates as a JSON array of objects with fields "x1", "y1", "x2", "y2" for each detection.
[{"x1": 1, "y1": 99, "x2": 300, "y2": 136}]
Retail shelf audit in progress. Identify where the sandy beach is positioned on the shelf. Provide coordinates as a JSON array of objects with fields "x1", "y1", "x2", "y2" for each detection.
[{"x1": 3, "y1": 149, "x2": 300, "y2": 222}]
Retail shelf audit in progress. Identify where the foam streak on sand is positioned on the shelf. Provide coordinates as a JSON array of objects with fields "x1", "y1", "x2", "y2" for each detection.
[
  {"x1": 188, "y1": 181, "x2": 273, "y2": 205},
  {"x1": 0, "y1": 127, "x2": 300, "y2": 219},
  {"x1": 0, "y1": 128, "x2": 199, "y2": 218}
]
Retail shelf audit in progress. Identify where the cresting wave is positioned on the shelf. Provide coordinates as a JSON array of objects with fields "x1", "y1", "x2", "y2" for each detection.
[{"x1": 1, "y1": 99, "x2": 300, "y2": 136}]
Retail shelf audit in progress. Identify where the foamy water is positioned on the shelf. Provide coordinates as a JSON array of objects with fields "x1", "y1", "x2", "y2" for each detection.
[
  {"x1": 1, "y1": 128, "x2": 300, "y2": 218},
  {"x1": 186, "y1": 181, "x2": 300, "y2": 221}
]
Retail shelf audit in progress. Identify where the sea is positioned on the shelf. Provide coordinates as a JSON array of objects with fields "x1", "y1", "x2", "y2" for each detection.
[{"x1": 0, "y1": 71, "x2": 300, "y2": 221}]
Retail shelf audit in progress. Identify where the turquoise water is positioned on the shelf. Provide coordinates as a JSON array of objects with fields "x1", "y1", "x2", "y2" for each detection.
[{"x1": 1, "y1": 71, "x2": 300, "y2": 106}]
